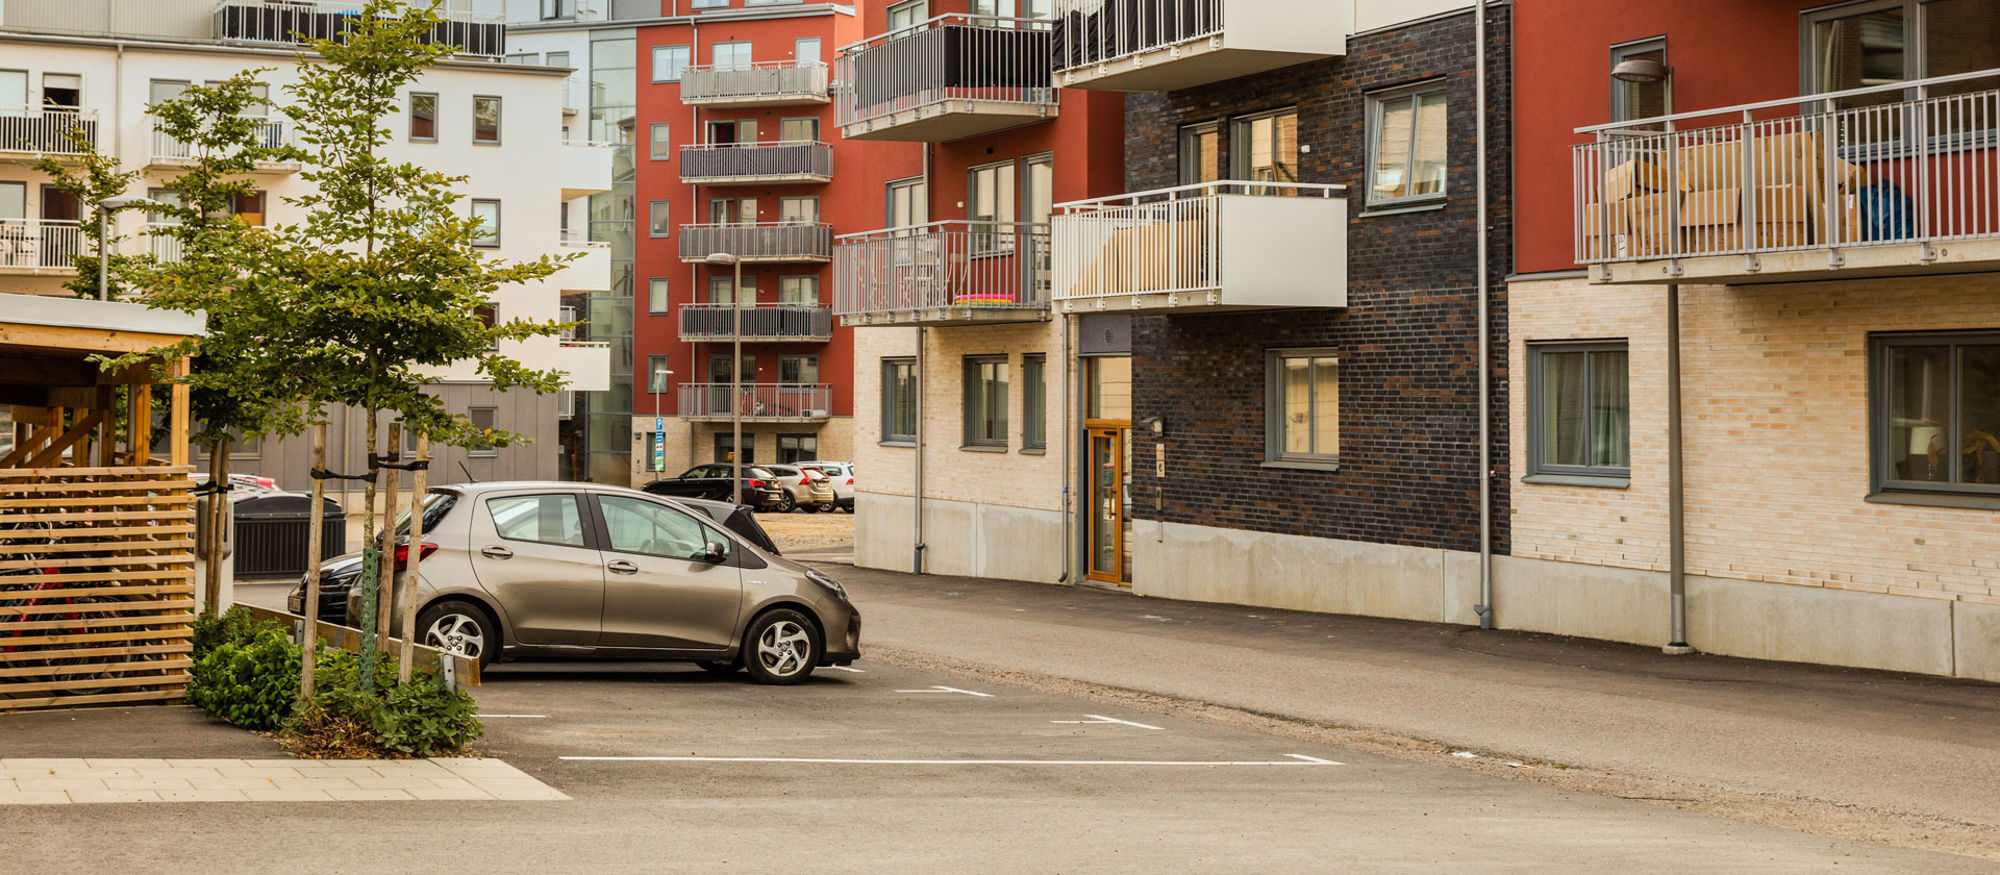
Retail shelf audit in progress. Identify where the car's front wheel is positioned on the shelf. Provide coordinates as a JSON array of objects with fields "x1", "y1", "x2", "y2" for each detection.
[
  {"x1": 418, "y1": 599, "x2": 497, "y2": 669},
  {"x1": 742, "y1": 609, "x2": 820, "y2": 685}
]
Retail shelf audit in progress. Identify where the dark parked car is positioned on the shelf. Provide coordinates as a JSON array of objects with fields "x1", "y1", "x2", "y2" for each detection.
[{"x1": 643, "y1": 464, "x2": 786, "y2": 509}]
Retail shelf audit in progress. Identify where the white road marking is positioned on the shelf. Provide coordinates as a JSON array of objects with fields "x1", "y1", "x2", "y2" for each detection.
[
  {"x1": 1051, "y1": 714, "x2": 1164, "y2": 730},
  {"x1": 894, "y1": 685, "x2": 993, "y2": 697},
  {"x1": 481, "y1": 714, "x2": 549, "y2": 719},
  {"x1": 824, "y1": 666, "x2": 866, "y2": 674},
  {"x1": 560, "y1": 755, "x2": 1343, "y2": 767}
]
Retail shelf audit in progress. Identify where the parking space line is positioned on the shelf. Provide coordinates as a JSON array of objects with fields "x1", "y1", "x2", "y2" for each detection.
[
  {"x1": 559, "y1": 755, "x2": 1341, "y2": 767},
  {"x1": 893, "y1": 686, "x2": 993, "y2": 697},
  {"x1": 824, "y1": 667, "x2": 866, "y2": 674},
  {"x1": 481, "y1": 714, "x2": 549, "y2": 719},
  {"x1": 1051, "y1": 715, "x2": 1164, "y2": 730}
]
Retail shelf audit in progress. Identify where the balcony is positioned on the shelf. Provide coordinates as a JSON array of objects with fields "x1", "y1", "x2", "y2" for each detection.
[
  {"x1": 0, "y1": 107, "x2": 99, "y2": 160},
  {"x1": 678, "y1": 223, "x2": 833, "y2": 264},
  {"x1": 834, "y1": 221, "x2": 1051, "y2": 326},
  {"x1": 562, "y1": 141, "x2": 617, "y2": 200},
  {"x1": 0, "y1": 219, "x2": 83, "y2": 276},
  {"x1": 836, "y1": 14, "x2": 1058, "y2": 142},
  {"x1": 147, "y1": 117, "x2": 300, "y2": 174},
  {"x1": 557, "y1": 340, "x2": 612, "y2": 393},
  {"x1": 1574, "y1": 70, "x2": 2000, "y2": 285},
  {"x1": 1052, "y1": 181, "x2": 1347, "y2": 312},
  {"x1": 213, "y1": 0, "x2": 504, "y2": 58},
  {"x1": 679, "y1": 141, "x2": 832, "y2": 186},
  {"x1": 681, "y1": 61, "x2": 831, "y2": 108},
  {"x1": 679, "y1": 303, "x2": 834, "y2": 343},
  {"x1": 677, "y1": 383, "x2": 832, "y2": 422},
  {"x1": 1051, "y1": 0, "x2": 1348, "y2": 92},
  {"x1": 557, "y1": 233, "x2": 613, "y2": 291}
]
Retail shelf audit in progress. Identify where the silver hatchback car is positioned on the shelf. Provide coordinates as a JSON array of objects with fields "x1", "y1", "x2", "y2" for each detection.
[{"x1": 327, "y1": 482, "x2": 860, "y2": 684}]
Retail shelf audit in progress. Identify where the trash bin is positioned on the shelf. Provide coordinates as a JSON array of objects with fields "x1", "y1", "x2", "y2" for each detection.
[{"x1": 232, "y1": 494, "x2": 346, "y2": 580}]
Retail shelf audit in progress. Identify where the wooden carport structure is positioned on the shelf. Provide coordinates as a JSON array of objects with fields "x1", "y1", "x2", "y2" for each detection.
[{"x1": 0, "y1": 295, "x2": 204, "y2": 711}]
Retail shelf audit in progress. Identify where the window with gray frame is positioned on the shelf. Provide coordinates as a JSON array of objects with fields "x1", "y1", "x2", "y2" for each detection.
[
  {"x1": 887, "y1": 177, "x2": 926, "y2": 228},
  {"x1": 964, "y1": 355, "x2": 1009, "y2": 447},
  {"x1": 647, "y1": 354, "x2": 673, "y2": 393},
  {"x1": 1804, "y1": 0, "x2": 2000, "y2": 105},
  {"x1": 652, "y1": 45, "x2": 691, "y2": 82},
  {"x1": 1873, "y1": 331, "x2": 2000, "y2": 497},
  {"x1": 1230, "y1": 108, "x2": 1299, "y2": 188},
  {"x1": 1179, "y1": 121, "x2": 1221, "y2": 186},
  {"x1": 467, "y1": 407, "x2": 499, "y2": 457},
  {"x1": 1526, "y1": 341, "x2": 1630, "y2": 483},
  {"x1": 409, "y1": 92, "x2": 437, "y2": 142},
  {"x1": 1265, "y1": 349, "x2": 1339, "y2": 464},
  {"x1": 778, "y1": 434, "x2": 818, "y2": 463},
  {"x1": 1367, "y1": 83, "x2": 1447, "y2": 206},
  {"x1": 472, "y1": 95, "x2": 501, "y2": 144},
  {"x1": 470, "y1": 199, "x2": 501, "y2": 248},
  {"x1": 649, "y1": 122, "x2": 671, "y2": 160},
  {"x1": 648, "y1": 277, "x2": 669, "y2": 314},
  {"x1": 1611, "y1": 38, "x2": 1668, "y2": 123},
  {"x1": 1022, "y1": 354, "x2": 1046, "y2": 450},
  {"x1": 649, "y1": 199, "x2": 671, "y2": 237},
  {"x1": 968, "y1": 161, "x2": 1015, "y2": 252},
  {"x1": 779, "y1": 355, "x2": 818, "y2": 384},
  {"x1": 882, "y1": 358, "x2": 917, "y2": 443}
]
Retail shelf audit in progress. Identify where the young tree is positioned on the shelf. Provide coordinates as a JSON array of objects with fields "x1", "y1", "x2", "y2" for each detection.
[{"x1": 32, "y1": 125, "x2": 141, "y2": 300}]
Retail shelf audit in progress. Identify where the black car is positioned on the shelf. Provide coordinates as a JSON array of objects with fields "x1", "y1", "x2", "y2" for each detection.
[{"x1": 642, "y1": 464, "x2": 787, "y2": 509}]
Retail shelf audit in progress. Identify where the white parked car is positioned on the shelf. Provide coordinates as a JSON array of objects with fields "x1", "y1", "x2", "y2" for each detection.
[{"x1": 799, "y1": 461, "x2": 854, "y2": 513}]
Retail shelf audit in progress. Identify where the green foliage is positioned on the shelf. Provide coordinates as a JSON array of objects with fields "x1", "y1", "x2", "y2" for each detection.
[
  {"x1": 316, "y1": 646, "x2": 400, "y2": 692},
  {"x1": 285, "y1": 662, "x2": 482, "y2": 758},
  {"x1": 189, "y1": 605, "x2": 286, "y2": 659},
  {"x1": 31, "y1": 124, "x2": 143, "y2": 299},
  {"x1": 186, "y1": 628, "x2": 302, "y2": 731}
]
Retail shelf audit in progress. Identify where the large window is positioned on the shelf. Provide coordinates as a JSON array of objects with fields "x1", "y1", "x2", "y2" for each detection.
[
  {"x1": 1874, "y1": 331, "x2": 2000, "y2": 498},
  {"x1": 889, "y1": 0, "x2": 929, "y2": 33},
  {"x1": 779, "y1": 275, "x2": 818, "y2": 304},
  {"x1": 779, "y1": 116, "x2": 819, "y2": 142},
  {"x1": 1367, "y1": 83, "x2": 1447, "y2": 205},
  {"x1": 472, "y1": 95, "x2": 501, "y2": 144},
  {"x1": 1805, "y1": 0, "x2": 2000, "y2": 103},
  {"x1": 964, "y1": 355, "x2": 1009, "y2": 448},
  {"x1": 778, "y1": 434, "x2": 818, "y2": 463},
  {"x1": 969, "y1": 161, "x2": 1015, "y2": 252},
  {"x1": 1023, "y1": 153, "x2": 1054, "y2": 226},
  {"x1": 652, "y1": 44, "x2": 691, "y2": 83},
  {"x1": 1527, "y1": 342, "x2": 1630, "y2": 483},
  {"x1": 779, "y1": 355, "x2": 819, "y2": 384},
  {"x1": 708, "y1": 275, "x2": 754, "y2": 305},
  {"x1": 886, "y1": 177, "x2": 927, "y2": 228},
  {"x1": 1179, "y1": 121, "x2": 1221, "y2": 186},
  {"x1": 409, "y1": 92, "x2": 437, "y2": 142},
  {"x1": 592, "y1": 37, "x2": 636, "y2": 144},
  {"x1": 1266, "y1": 349, "x2": 1339, "y2": 464},
  {"x1": 779, "y1": 196, "x2": 819, "y2": 224},
  {"x1": 713, "y1": 41, "x2": 753, "y2": 70},
  {"x1": 1231, "y1": 109, "x2": 1299, "y2": 188},
  {"x1": 1022, "y1": 354, "x2": 1047, "y2": 450},
  {"x1": 882, "y1": 358, "x2": 917, "y2": 443},
  {"x1": 470, "y1": 199, "x2": 501, "y2": 248}
]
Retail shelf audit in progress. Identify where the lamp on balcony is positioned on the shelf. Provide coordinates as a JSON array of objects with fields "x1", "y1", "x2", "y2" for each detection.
[
  {"x1": 96, "y1": 195, "x2": 160, "y2": 301},
  {"x1": 705, "y1": 251, "x2": 745, "y2": 504},
  {"x1": 1610, "y1": 57, "x2": 1673, "y2": 116}
]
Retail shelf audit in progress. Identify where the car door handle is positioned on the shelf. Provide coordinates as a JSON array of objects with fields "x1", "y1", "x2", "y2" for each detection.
[
  {"x1": 481, "y1": 546, "x2": 514, "y2": 560},
  {"x1": 607, "y1": 560, "x2": 639, "y2": 575}
]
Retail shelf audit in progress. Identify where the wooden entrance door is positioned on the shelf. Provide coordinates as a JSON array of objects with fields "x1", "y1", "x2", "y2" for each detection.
[{"x1": 1086, "y1": 426, "x2": 1129, "y2": 585}]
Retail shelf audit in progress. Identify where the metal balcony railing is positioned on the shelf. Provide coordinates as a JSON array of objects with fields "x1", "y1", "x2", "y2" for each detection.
[
  {"x1": 559, "y1": 230, "x2": 610, "y2": 249},
  {"x1": 0, "y1": 106, "x2": 99, "y2": 155},
  {"x1": 678, "y1": 141, "x2": 832, "y2": 183},
  {"x1": 677, "y1": 383, "x2": 832, "y2": 421},
  {"x1": 679, "y1": 303, "x2": 834, "y2": 342},
  {"x1": 835, "y1": 14, "x2": 1057, "y2": 133},
  {"x1": 213, "y1": 0, "x2": 505, "y2": 57},
  {"x1": 148, "y1": 116, "x2": 296, "y2": 166},
  {"x1": 834, "y1": 221, "x2": 1051, "y2": 322},
  {"x1": 679, "y1": 223, "x2": 834, "y2": 263},
  {"x1": 1051, "y1": 0, "x2": 1221, "y2": 73},
  {"x1": 1053, "y1": 181, "x2": 1344, "y2": 305},
  {"x1": 0, "y1": 0, "x2": 212, "y2": 40},
  {"x1": 0, "y1": 219, "x2": 83, "y2": 273},
  {"x1": 681, "y1": 60, "x2": 830, "y2": 105},
  {"x1": 1574, "y1": 68, "x2": 2000, "y2": 279}
]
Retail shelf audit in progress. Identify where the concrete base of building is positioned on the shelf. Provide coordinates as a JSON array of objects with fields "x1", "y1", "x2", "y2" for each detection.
[{"x1": 855, "y1": 492, "x2": 1064, "y2": 584}]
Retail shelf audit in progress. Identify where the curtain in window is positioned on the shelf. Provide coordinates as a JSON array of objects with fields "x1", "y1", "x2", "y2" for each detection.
[
  {"x1": 1542, "y1": 351, "x2": 1587, "y2": 467},
  {"x1": 1589, "y1": 350, "x2": 1629, "y2": 468}
]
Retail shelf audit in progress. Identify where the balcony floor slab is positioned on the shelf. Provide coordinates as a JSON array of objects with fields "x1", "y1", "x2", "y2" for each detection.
[
  {"x1": 840, "y1": 102, "x2": 1055, "y2": 143},
  {"x1": 1590, "y1": 238, "x2": 2000, "y2": 286},
  {"x1": 839, "y1": 307, "x2": 1052, "y2": 328},
  {"x1": 684, "y1": 94, "x2": 830, "y2": 109},
  {"x1": 678, "y1": 173, "x2": 832, "y2": 187}
]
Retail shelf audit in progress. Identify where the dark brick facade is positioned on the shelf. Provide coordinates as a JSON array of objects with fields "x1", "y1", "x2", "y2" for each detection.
[{"x1": 1126, "y1": 6, "x2": 1514, "y2": 555}]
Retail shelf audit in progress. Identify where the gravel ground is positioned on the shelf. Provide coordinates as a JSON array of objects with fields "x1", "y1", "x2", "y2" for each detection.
[{"x1": 755, "y1": 506, "x2": 854, "y2": 553}]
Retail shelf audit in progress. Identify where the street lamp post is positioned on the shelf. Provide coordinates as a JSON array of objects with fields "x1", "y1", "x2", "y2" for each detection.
[
  {"x1": 705, "y1": 251, "x2": 744, "y2": 505},
  {"x1": 95, "y1": 195, "x2": 156, "y2": 301}
]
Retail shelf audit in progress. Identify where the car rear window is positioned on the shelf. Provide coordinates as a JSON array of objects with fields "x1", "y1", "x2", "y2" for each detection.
[{"x1": 395, "y1": 491, "x2": 458, "y2": 538}]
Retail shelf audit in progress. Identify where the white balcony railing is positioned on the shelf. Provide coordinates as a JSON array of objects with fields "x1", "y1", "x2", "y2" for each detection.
[
  {"x1": 1574, "y1": 68, "x2": 2000, "y2": 284},
  {"x1": 148, "y1": 116, "x2": 296, "y2": 168},
  {"x1": 1049, "y1": 0, "x2": 1347, "y2": 91},
  {"x1": 677, "y1": 383, "x2": 832, "y2": 421},
  {"x1": 678, "y1": 222, "x2": 834, "y2": 263},
  {"x1": 678, "y1": 141, "x2": 832, "y2": 184},
  {"x1": 0, "y1": 219, "x2": 84, "y2": 273},
  {"x1": 679, "y1": 303, "x2": 834, "y2": 342},
  {"x1": 0, "y1": 106, "x2": 99, "y2": 156},
  {"x1": 681, "y1": 60, "x2": 831, "y2": 106},
  {"x1": 0, "y1": 0, "x2": 212, "y2": 40},
  {"x1": 1053, "y1": 181, "x2": 1347, "y2": 310},
  {"x1": 835, "y1": 14, "x2": 1057, "y2": 141},
  {"x1": 834, "y1": 221, "x2": 1051, "y2": 325},
  {"x1": 213, "y1": 0, "x2": 505, "y2": 57},
  {"x1": 557, "y1": 340, "x2": 612, "y2": 393}
]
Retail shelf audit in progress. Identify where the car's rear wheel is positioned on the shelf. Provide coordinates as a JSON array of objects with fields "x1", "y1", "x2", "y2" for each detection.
[
  {"x1": 695, "y1": 659, "x2": 741, "y2": 675},
  {"x1": 774, "y1": 494, "x2": 796, "y2": 513},
  {"x1": 742, "y1": 609, "x2": 820, "y2": 685},
  {"x1": 418, "y1": 599, "x2": 497, "y2": 669}
]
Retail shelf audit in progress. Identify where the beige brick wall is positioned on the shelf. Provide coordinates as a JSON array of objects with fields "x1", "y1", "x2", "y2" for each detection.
[{"x1": 1510, "y1": 273, "x2": 2000, "y2": 608}]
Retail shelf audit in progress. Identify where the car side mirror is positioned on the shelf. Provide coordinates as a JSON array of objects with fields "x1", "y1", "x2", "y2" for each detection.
[{"x1": 703, "y1": 541, "x2": 728, "y2": 564}]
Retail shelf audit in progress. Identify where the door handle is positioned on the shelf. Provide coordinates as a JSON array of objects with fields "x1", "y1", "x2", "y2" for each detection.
[
  {"x1": 481, "y1": 545, "x2": 514, "y2": 560},
  {"x1": 607, "y1": 560, "x2": 639, "y2": 575}
]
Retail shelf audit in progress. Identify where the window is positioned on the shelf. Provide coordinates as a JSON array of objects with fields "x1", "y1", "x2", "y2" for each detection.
[
  {"x1": 1873, "y1": 331, "x2": 2000, "y2": 498},
  {"x1": 1231, "y1": 108, "x2": 1299, "y2": 189},
  {"x1": 540, "y1": 0, "x2": 572, "y2": 19},
  {"x1": 506, "y1": 52, "x2": 538, "y2": 65},
  {"x1": 591, "y1": 38, "x2": 636, "y2": 144},
  {"x1": 1022, "y1": 153, "x2": 1054, "y2": 226},
  {"x1": 1086, "y1": 355, "x2": 1131, "y2": 421},
  {"x1": 472, "y1": 95, "x2": 501, "y2": 144},
  {"x1": 973, "y1": 0, "x2": 1053, "y2": 16},
  {"x1": 968, "y1": 161, "x2": 1015, "y2": 252},
  {"x1": 409, "y1": 92, "x2": 437, "y2": 142},
  {"x1": 779, "y1": 355, "x2": 819, "y2": 384},
  {"x1": 710, "y1": 196, "x2": 756, "y2": 225},
  {"x1": 648, "y1": 199, "x2": 671, "y2": 237},
  {"x1": 0, "y1": 181, "x2": 23, "y2": 220},
  {"x1": 1368, "y1": 84, "x2": 1447, "y2": 205},
  {"x1": 1610, "y1": 39, "x2": 1668, "y2": 123},
  {"x1": 647, "y1": 355, "x2": 674, "y2": 393},
  {"x1": 546, "y1": 50, "x2": 570, "y2": 71},
  {"x1": 0, "y1": 70, "x2": 25, "y2": 109},
  {"x1": 708, "y1": 276, "x2": 754, "y2": 305},
  {"x1": 886, "y1": 177, "x2": 927, "y2": 228},
  {"x1": 148, "y1": 79, "x2": 188, "y2": 111},
  {"x1": 705, "y1": 118, "x2": 754, "y2": 145},
  {"x1": 1806, "y1": 0, "x2": 2000, "y2": 105},
  {"x1": 1266, "y1": 349, "x2": 1340, "y2": 464},
  {"x1": 779, "y1": 116, "x2": 819, "y2": 142},
  {"x1": 795, "y1": 37, "x2": 823, "y2": 64},
  {"x1": 714, "y1": 433, "x2": 753, "y2": 464},
  {"x1": 964, "y1": 356, "x2": 1009, "y2": 448},
  {"x1": 778, "y1": 434, "x2": 818, "y2": 463},
  {"x1": 486, "y1": 494, "x2": 586, "y2": 547},
  {"x1": 779, "y1": 196, "x2": 818, "y2": 224},
  {"x1": 649, "y1": 122, "x2": 672, "y2": 160},
  {"x1": 708, "y1": 354, "x2": 756, "y2": 382},
  {"x1": 1179, "y1": 122, "x2": 1221, "y2": 185},
  {"x1": 713, "y1": 41, "x2": 752, "y2": 71},
  {"x1": 1022, "y1": 354, "x2": 1047, "y2": 450},
  {"x1": 882, "y1": 358, "x2": 918, "y2": 443},
  {"x1": 470, "y1": 200, "x2": 501, "y2": 248},
  {"x1": 42, "y1": 73, "x2": 80, "y2": 108},
  {"x1": 597, "y1": 495, "x2": 717, "y2": 561},
  {"x1": 779, "y1": 275, "x2": 818, "y2": 305},
  {"x1": 467, "y1": 407, "x2": 499, "y2": 457},
  {"x1": 889, "y1": 0, "x2": 930, "y2": 33},
  {"x1": 652, "y1": 45, "x2": 691, "y2": 83},
  {"x1": 1526, "y1": 342, "x2": 1630, "y2": 482},
  {"x1": 648, "y1": 277, "x2": 670, "y2": 314}
]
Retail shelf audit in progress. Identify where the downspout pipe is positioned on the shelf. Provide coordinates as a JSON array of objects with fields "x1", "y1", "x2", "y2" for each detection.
[
  {"x1": 913, "y1": 324, "x2": 926, "y2": 574},
  {"x1": 1058, "y1": 313, "x2": 1071, "y2": 584},
  {"x1": 1665, "y1": 282, "x2": 1693, "y2": 653},
  {"x1": 1473, "y1": 0, "x2": 1494, "y2": 630}
]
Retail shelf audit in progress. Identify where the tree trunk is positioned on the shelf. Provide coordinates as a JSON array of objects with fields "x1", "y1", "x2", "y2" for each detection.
[
  {"x1": 356, "y1": 411, "x2": 382, "y2": 689},
  {"x1": 202, "y1": 434, "x2": 230, "y2": 617},
  {"x1": 298, "y1": 424, "x2": 328, "y2": 702},
  {"x1": 397, "y1": 433, "x2": 429, "y2": 684},
  {"x1": 374, "y1": 422, "x2": 402, "y2": 661}
]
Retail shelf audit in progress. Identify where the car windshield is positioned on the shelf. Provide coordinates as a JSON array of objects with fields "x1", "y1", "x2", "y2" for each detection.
[{"x1": 393, "y1": 491, "x2": 458, "y2": 539}]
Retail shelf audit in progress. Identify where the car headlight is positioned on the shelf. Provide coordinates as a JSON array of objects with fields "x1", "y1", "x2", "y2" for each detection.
[{"x1": 805, "y1": 568, "x2": 847, "y2": 599}]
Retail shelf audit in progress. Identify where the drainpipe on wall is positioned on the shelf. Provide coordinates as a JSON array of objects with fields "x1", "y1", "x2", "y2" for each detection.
[
  {"x1": 913, "y1": 325, "x2": 926, "y2": 574},
  {"x1": 1665, "y1": 283, "x2": 1693, "y2": 654},
  {"x1": 1472, "y1": 0, "x2": 1495, "y2": 630},
  {"x1": 1058, "y1": 314, "x2": 1071, "y2": 584}
]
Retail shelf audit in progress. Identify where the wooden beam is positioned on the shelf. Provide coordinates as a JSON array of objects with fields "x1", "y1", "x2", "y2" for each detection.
[
  {"x1": 25, "y1": 409, "x2": 107, "y2": 468},
  {"x1": 168, "y1": 362, "x2": 189, "y2": 468},
  {"x1": 9, "y1": 405, "x2": 54, "y2": 426},
  {"x1": 0, "y1": 422, "x2": 57, "y2": 468},
  {"x1": 128, "y1": 384, "x2": 152, "y2": 467},
  {"x1": 0, "y1": 322, "x2": 189, "y2": 356},
  {"x1": 0, "y1": 355, "x2": 96, "y2": 387},
  {"x1": 0, "y1": 387, "x2": 48, "y2": 407},
  {"x1": 47, "y1": 386, "x2": 105, "y2": 410},
  {"x1": 96, "y1": 386, "x2": 115, "y2": 466}
]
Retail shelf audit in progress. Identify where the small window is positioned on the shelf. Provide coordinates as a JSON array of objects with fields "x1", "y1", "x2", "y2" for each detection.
[
  {"x1": 795, "y1": 37, "x2": 823, "y2": 64},
  {"x1": 778, "y1": 434, "x2": 818, "y2": 464},
  {"x1": 1022, "y1": 354, "x2": 1047, "y2": 450},
  {"x1": 779, "y1": 355, "x2": 819, "y2": 384},
  {"x1": 472, "y1": 95, "x2": 501, "y2": 144},
  {"x1": 648, "y1": 277, "x2": 670, "y2": 314},
  {"x1": 779, "y1": 275, "x2": 818, "y2": 305},
  {"x1": 540, "y1": 0, "x2": 572, "y2": 19},
  {"x1": 597, "y1": 494, "x2": 717, "y2": 560},
  {"x1": 470, "y1": 200, "x2": 501, "y2": 248},
  {"x1": 708, "y1": 276, "x2": 754, "y2": 305},
  {"x1": 1610, "y1": 39, "x2": 1668, "y2": 123},
  {"x1": 1266, "y1": 349, "x2": 1339, "y2": 464},
  {"x1": 968, "y1": 161, "x2": 1015, "y2": 253},
  {"x1": 886, "y1": 176, "x2": 927, "y2": 228},
  {"x1": 410, "y1": 92, "x2": 437, "y2": 142},
  {"x1": 506, "y1": 52, "x2": 538, "y2": 65},
  {"x1": 1179, "y1": 121, "x2": 1221, "y2": 185},
  {"x1": 647, "y1": 355, "x2": 674, "y2": 393},
  {"x1": 467, "y1": 407, "x2": 499, "y2": 457},
  {"x1": 882, "y1": 358, "x2": 917, "y2": 443},
  {"x1": 1231, "y1": 108, "x2": 1299, "y2": 189},
  {"x1": 779, "y1": 116, "x2": 819, "y2": 142},
  {"x1": 486, "y1": 493, "x2": 587, "y2": 547},
  {"x1": 779, "y1": 196, "x2": 818, "y2": 224},
  {"x1": 648, "y1": 199, "x2": 671, "y2": 237},
  {"x1": 1368, "y1": 84, "x2": 1447, "y2": 205},
  {"x1": 888, "y1": 0, "x2": 929, "y2": 33},
  {"x1": 1526, "y1": 341, "x2": 1630, "y2": 482},
  {"x1": 652, "y1": 45, "x2": 691, "y2": 83},
  {"x1": 713, "y1": 41, "x2": 752, "y2": 71},
  {"x1": 649, "y1": 122, "x2": 672, "y2": 160},
  {"x1": 963, "y1": 355, "x2": 1009, "y2": 448},
  {"x1": 1873, "y1": 331, "x2": 2000, "y2": 497}
]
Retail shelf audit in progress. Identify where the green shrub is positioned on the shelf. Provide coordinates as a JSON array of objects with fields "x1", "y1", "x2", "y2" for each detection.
[
  {"x1": 186, "y1": 628, "x2": 301, "y2": 730},
  {"x1": 284, "y1": 672, "x2": 482, "y2": 758},
  {"x1": 190, "y1": 605, "x2": 285, "y2": 659},
  {"x1": 313, "y1": 647, "x2": 400, "y2": 693}
]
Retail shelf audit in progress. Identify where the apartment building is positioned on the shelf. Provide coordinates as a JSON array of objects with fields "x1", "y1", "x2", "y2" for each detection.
[
  {"x1": 1513, "y1": 0, "x2": 2000, "y2": 680},
  {"x1": 834, "y1": 0, "x2": 1127, "y2": 579},
  {"x1": 0, "y1": 0, "x2": 612, "y2": 495}
]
